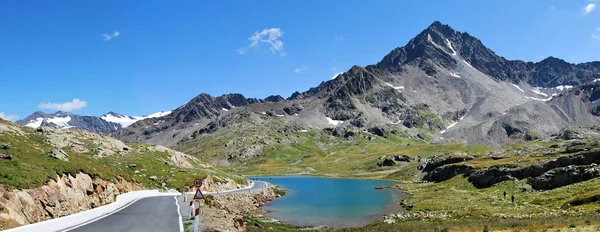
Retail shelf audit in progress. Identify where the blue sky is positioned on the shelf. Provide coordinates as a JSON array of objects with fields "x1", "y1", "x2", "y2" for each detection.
[{"x1": 1, "y1": 0, "x2": 599, "y2": 121}]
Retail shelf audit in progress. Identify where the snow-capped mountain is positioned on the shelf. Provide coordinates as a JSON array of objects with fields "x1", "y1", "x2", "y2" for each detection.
[
  {"x1": 15, "y1": 111, "x2": 121, "y2": 133},
  {"x1": 101, "y1": 111, "x2": 172, "y2": 128},
  {"x1": 15, "y1": 110, "x2": 172, "y2": 133}
]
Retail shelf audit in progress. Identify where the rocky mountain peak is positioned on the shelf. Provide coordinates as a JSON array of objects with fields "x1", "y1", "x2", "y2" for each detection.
[
  {"x1": 102, "y1": 111, "x2": 123, "y2": 117},
  {"x1": 264, "y1": 95, "x2": 285, "y2": 102}
]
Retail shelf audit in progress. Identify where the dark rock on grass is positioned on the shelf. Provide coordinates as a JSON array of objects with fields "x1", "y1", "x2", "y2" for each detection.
[
  {"x1": 423, "y1": 164, "x2": 474, "y2": 182},
  {"x1": 368, "y1": 127, "x2": 386, "y2": 137},
  {"x1": 0, "y1": 143, "x2": 10, "y2": 150},
  {"x1": 531, "y1": 164, "x2": 600, "y2": 190},
  {"x1": 377, "y1": 158, "x2": 396, "y2": 167},
  {"x1": 491, "y1": 155, "x2": 510, "y2": 160},
  {"x1": 394, "y1": 155, "x2": 413, "y2": 162},
  {"x1": 467, "y1": 164, "x2": 519, "y2": 188},
  {"x1": 0, "y1": 153, "x2": 12, "y2": 160},
  {"x1": 343, "y1": 131, "x2": 355, "y2": 140},
  {"x1": 45, "y1": 149, "x2": 69, "y2": 162},
  {"x1": 422, "y1": 152, "x2": 474, "y2": 172}
]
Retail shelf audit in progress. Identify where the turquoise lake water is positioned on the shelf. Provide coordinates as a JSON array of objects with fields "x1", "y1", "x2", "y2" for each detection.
[{"x1": 252, "y1": 176, "x2": 405, "y2": 228}]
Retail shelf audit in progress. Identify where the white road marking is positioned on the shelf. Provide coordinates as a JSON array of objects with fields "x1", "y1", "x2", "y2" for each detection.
[
  {"x1": 61, "y1": 199, "x2": 141, "y2": 232},
  {"x1": 175, "y1": 196, "x2": 183, "y2": 232}
]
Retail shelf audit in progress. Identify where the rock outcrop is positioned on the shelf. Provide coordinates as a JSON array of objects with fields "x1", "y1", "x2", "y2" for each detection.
[
  {"x1": 467, "y1": 149, "x2": 600, "y2": 188},
  {"x1": 201, "y1": 188, "x2": 277, "y2": 232},
  {"x1": 44, "y1": 149, "x2": 69, "y2": 161},
  {"x1": 0, "y1": 172, "x2": 142, "y2": 227},
  {"x1": 423, "y1": 164, "x2": 474, "y2": 182},
  {"x1": 421, "y1": 152, "x2": 474, "y2": 172},
  {"x1": 530, "y1": 164, "x2": 600, "y2": 190},
  {"x1": 377, "y1": 158, "x2": 396, "y2": 167}
]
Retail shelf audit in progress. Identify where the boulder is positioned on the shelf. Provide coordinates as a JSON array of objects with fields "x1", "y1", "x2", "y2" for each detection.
[
  {"x1": 149, "y1": 176, "x2": 158, "y2": 181},
  {"x1": 44, "y1": 149, "x2": 69, "y2": 162},
  {"x1": 0, "y1": 142, "x2": 10, "y2": 150},
  {"x1": 377, "y1": 158, "x2": 396, "y2": 167},
  {"x1": 233, "y1": 215, "x2": 245, "y2": 230},
  {"x1": 368, "y1": 127, "x2": 386, "y2": 137},
  {"x1": 394, "y1": 155, "x2": 412, "y2": 162},
  {"x1": 531, "y1": 164, "x2": 600, "y2": 190},
  {"x1": 0, "y1": 152, "x2": 12, "y2": 160}
]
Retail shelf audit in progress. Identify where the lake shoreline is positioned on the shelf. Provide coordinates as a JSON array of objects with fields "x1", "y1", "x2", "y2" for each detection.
[{"x1": 248, "y1": 175, "x2": 408, "y2": 228}]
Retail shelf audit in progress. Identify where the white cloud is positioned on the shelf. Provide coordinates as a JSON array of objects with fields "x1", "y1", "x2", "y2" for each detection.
[
  {"x1": 280, "y1": 52, "x2": 287, "y2": 57},
  {"x1": 0, "y1": 112, "x2": 18, "y2": 121},
  {"x1": 331, "y1": 72, "x2": 344, "y2": 80},
  {"x1": 247, "y1": 28, "x2": 284, "y2": 55},
  {"x1": 102, "y1": 31, "x2": 120, "y2": 41},
  {"x1": 593, "y1": 28, "x2": 600, "y2": 40},
  {"x1": 294, "y1": 65, "x2": 308, "y2": 73},
  {"x1": 237, "y1": 48, "x2": 247, "y2": 54},
  {"x1": 583, "y1": 4, "x2": 596, "y2": 15},
  {"x1": 38, "y1": 98, "x2": 88, "y2": 112}
]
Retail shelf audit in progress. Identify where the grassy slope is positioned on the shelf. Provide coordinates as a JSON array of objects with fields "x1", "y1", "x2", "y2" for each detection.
[
  {"x1": 175, "y1": 120, "x2": 600, "y2": 231},
  {"x1": 0, "y1": 120, "x2": 244, "y2": 190},
  {"x1": 176, "y1": 123, "x2": 490, "y2": 179}
]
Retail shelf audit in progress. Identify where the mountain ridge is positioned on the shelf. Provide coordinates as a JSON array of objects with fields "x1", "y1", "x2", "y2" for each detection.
[{"x1": 107, "y1": 21, "x2": 600, "y2": 149}]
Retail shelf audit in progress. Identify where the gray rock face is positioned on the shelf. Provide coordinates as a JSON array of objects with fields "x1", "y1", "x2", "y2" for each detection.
[
  {"x1": 423, "y1": 164, "x2": 474, "y2": 182},
  {"x1": 468, "y1": 150, "x2": 600, "y2": 188},
  {"x1": 422, "y1": 152, "x2": 474, "y2": 172},
  {"x1": 45, "y1": 149, "x2": 69, "y2": 161},
  {"x1": 531, "y1": 164, "x2": 600, "y2": 190},
  {"x1": 376, "y1": 21, "x2": 600, "y2": 87}
]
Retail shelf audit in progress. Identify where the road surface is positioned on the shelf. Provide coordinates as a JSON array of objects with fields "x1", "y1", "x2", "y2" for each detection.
[
  {"x1": 66, "y1": 196, "x2": 180, "y2": 232},
  {"x1": 65, "y1": 181, "x2": 269, "y2": 232}
]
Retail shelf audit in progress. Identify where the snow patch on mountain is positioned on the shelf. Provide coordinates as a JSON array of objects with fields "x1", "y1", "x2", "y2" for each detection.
[
  {"x1": 531, "y1": 88, "x2": 548, "y2": 97},
  {"x1": 445, "y1": 39, "x2": 457, "y2": 56},
  {"x1": 384, "y1": 82, "x2": 404, "y2": 90},
  {"x1": 525, "y1": 96, "x2": 552, "y2": 102},
  {"x1": 462, "y1": 60, "x2": 473, "y2": 68},
  {"x1": 25, "y1": 117, "x2": 44, "y2": 128},
  {"x1": 511, "y1": 83, "x2": 525, "y2": 93},
  {"x1": 47, "y1": 116, "x2": 71, "y2": 128},
  {"x1": 326, "y1": 117, "x2": 344, "y2": 126},
  {"x1": 101, "y1": 111, "x2": 172, "y2": 128},
  {"x1": 555, "y1": 85, "x2": 573, "y2": 91},
  {"x1": 449, "y1": 72, "x2": 461, "y2": 78}
]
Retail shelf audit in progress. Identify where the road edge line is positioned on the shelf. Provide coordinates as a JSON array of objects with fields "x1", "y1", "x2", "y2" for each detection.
[
  {"x1": 174, "y1": 195, "x2": 184, "y2": 232},
  {"x1": 59, "y1": 198, "x2": 141, "y2": 232}
]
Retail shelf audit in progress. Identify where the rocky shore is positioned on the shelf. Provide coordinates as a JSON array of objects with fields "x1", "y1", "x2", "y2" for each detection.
[{"x1": 198, "y1": 187, "x2": 278, "y2": 231}]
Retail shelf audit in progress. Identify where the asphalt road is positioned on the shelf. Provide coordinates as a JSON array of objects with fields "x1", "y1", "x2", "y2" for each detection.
[
  {"x1": 66, "y1": 181, "x2": 269, "y2": 232},
  {"x1": 203, "y1": 180, "x2": 269, "y2": 196},
  {"x1": 68, "y1": 196, "x2": 180, "y2": 232}
]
